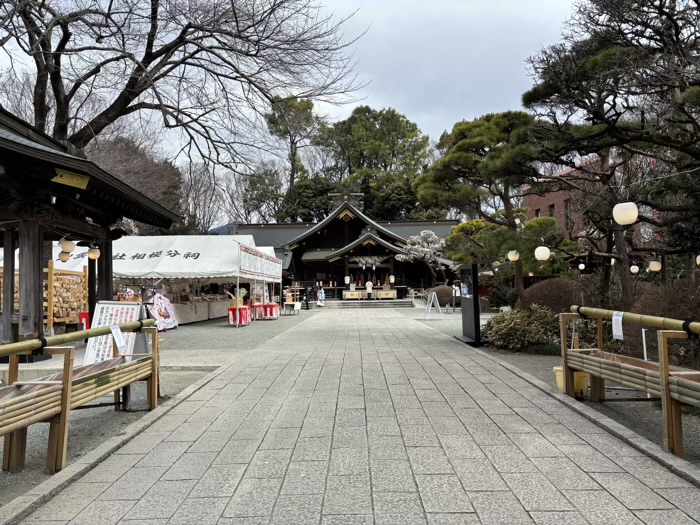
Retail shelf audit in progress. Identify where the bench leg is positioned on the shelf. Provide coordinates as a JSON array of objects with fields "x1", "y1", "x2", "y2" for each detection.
[
  {"x1": 3, "y1": 428, "x2": 28, "y2": 473},
  {"x1": 590, "y1": 376, "x2": 605, "y2": 402}
]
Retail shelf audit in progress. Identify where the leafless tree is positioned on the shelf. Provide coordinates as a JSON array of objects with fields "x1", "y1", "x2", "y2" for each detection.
[
  {"x1": 0, "y1": 0, "x2": 361, "y2": 166},
  {"x1": 180, "y1": 163, "x2": 223, "y2": 233}
]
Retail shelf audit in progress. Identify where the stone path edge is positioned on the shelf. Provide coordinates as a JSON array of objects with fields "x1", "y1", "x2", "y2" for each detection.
[
  {"x1": 454, "y1": 336, "x2": 700, "y2": 488},
  {"x1": 0, "y1": 326, "x2": 297, "y2": 525}
]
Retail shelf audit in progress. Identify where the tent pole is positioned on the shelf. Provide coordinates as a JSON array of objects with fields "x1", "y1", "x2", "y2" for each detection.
[{"x1": 237, "y1": 242, "x2": 241, "y2": 328}]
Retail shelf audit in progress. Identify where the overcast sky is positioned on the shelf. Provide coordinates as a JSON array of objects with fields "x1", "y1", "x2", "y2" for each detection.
[{"x1": 320, "y1": 0, "x2": 575, "y2": 140}]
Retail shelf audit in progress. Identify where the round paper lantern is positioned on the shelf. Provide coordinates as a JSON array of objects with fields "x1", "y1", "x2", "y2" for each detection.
[
  {"x1": 58, "y1": 251, "x2": 71, "y2": 262},
  {"x1": 649, "y1": 260, "x2": 662, "y2": 272},
  {"x1": 696, "y1": 255, "x2": 700, "y2": 266},
  {"x1": 534, "y1": 246, "x2": 551, "y2": 261},
  {"x1": 507, "y1": 250, "x2": 520, "y2": 262},
  {"x1": 60, "y1": 238, "x2": 76, "y2": 253},
  {"x1": 630, "y1": 265, "x2": 640, "y2": 274},
  {"x1": 578, "y1": 263, "x2": 585, "y2": 270},
  {"x1": 612, "y1": 202, "x2": 639, "y2": 226},
  {"x1": 611, "y1": 258, "x2": 616, "y2": 266},
  {"x1": 87, "y1": 246, "x2": 101, "y2": 260},
  {"x1": 344, "y1": 276, "x2": 350, "y2": 285},
  {"x1": 389, "y1": 275, "x2": 395, "y2": 284}
]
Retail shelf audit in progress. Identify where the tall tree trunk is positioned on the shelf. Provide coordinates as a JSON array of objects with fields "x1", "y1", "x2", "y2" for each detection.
[
  {"x1": 289, "y1": 141, "x2": 298, "y2": 193},
  {"x1": 514, "y1": 259, "x2": 526, "y2": 308},
  {"x1": 600, "y1": 231, "x2": 614, "y2": 309},
  {"x1": 614, "y1": 228, "x2": 634, "y2": 311}
]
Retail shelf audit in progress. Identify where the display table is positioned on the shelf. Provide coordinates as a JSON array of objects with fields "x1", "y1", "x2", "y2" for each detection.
[
  {"x1": 173, "y1": 302, "x2": 209, "y2": 324},
  {"x1": 263, "y1": 304, "x2": 280, "y2": 320},
  {"x1": 283, "y1": 302, "x2": 301, "y2": 315},
  {"x1": 252, "y1": 304, "x2": 265, "y2": 321},
  {"x1": 375, "y1": 289, "x2": 397, "y2": 300},
  {"x1": 228, "y1": 307, "x2": 251, "y2": 326},
  {"x1": 343, "y1": 290, "x2": 367, "y2": 300},
  {"x1": 208, "y1": 300, "x2": 230, "y2": 320}
]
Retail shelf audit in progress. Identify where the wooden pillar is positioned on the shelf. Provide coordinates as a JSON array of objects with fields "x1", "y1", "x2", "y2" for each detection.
[
  {"x1": 560, "y1": 313, "x2": 579, "y2": 398},
  {"x1": 2, "y1": 228, "x2": 15, "y2": 343},
  {"x1": 18, "y1": 220, "x2": 43, "y2": 340},
  {"x1": 97, "y1": 241, "x2": 113, "y2": 302},
  {"x1": 88, "y1": 257, "x2": 97, "y2": 320},
  {"x1": 658, "y1": 330, "x2": 687, "y2": 457},
  {"x1": 590, "y1": 319, "x2": 606, "y2": 402}
]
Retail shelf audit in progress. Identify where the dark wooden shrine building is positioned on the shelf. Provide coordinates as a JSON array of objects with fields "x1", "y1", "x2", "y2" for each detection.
[
  {"x1": 233, "y1": 193, "x2": 458, "y2": 298},
  {"x1": 0, "y1": 107, "x2": 178, "y2": 345}
]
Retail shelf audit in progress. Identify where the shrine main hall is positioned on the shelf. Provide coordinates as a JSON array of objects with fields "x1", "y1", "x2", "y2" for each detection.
[{"x1": 221, "y1": 193, "x2": 458, "y2": 299}]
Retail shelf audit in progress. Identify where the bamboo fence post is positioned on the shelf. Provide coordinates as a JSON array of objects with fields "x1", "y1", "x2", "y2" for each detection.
[
  {"x1": 44, "y1": 346, "x2": 74, "y2": 473},
  {"x1": 560, "y1": 313, "x2": 579, "y2": 398},
  {"x1": 112, "y1": 337, "x2": 121, "y2": 411},
  {"x1": 143, "y1": 327, "x2": 159, "y2": 410},
  {"x1": 658, "y1": 330, "x2": 688, "y2": 458},
  {"x1": 46, "y1": 260, "x2": 54, "y2": 335},
  {"x1": 2, "y1": 352, "x2": 22, "y2": 471},
  {"x1": 590, "y1": 318, "x2": 606, "y2": 402}
]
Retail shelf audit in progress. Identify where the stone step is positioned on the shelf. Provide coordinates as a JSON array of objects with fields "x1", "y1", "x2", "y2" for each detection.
[{"x1": 323, "y1": 300, "x2": 415, "y2": 309}]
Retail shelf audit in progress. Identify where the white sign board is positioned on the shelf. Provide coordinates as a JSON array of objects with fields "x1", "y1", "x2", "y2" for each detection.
[
  {"x1": 612, "y1": 311, "x2": 624, "y2": 341},
  {"x1": 84, "y1": 302, "x2": 142, "y2": 364},
  {"x1": 110, "y1": 325, "x2": 128, "y2": 355}
]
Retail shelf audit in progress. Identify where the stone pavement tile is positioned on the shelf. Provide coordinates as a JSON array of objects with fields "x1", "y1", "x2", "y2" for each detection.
[
  {"x1": 538, "y1": 425, "x2": 585, "y2": 446},
  {"x1": 407, "y1": 447, "x2": 454, "y2": 475},
  {"x1": 465, "y1": 424, "x2": 511, "y2": 446},
  {"x1": 281, "y1": 461, "x2": 328, "y2": 494},
  {"x1": 136, "y1": 441, "x2": 190, "y2": 468},
  {"x1": 98, "y1": 467, "x2": 168, "y2": 501},
  {"x1": 224, "y1": 478, "x2": 283, "y2": 518},
  {"x1": 415, "y1": 475, "x2": 473, "y2": 513},
  {"x1": 508, "y1": 433, "x2": 564, "y2": 459},
  {"x1": 580, "y1": 432, "x2": 645, "y2": 459},
  {"x1": 557, "y1": 444, "x2": 624, "y2": 473},
  {"x1": 451, "y1": 458, "x2": 508, "y2": 491},
  {"x1": 401, "y1": 425, "x2": 440, "y2": 447},
  {"x1": 215, "y1": 439, "x2": 261, "y2": 465},
  {"x1": 368, "y1": 435, "x2": 407, "y2": 460},
  {"x1": 115, "y1": 520, "x2": 168, "y2": 525},
  {"x1": 512, "y1": 408, "x2": 558, "y2": 427},
  {"x1": 293, "y1": 436, "x2": 333, "y2": 461},
  {"x1": 145, "y1": 414, "x2": 189, "y2": 434},
  {"x1": 330, "y1": 447, "x2": 369, "y2": 476},
  {"x1": 481, "y1": 445, "x2": 537, "y2": 473},
  {"x1": 323, "y1": 475, "x2": 372, "y2": 515},
  {"x1": 474, "y1": 400, "x2": 513, "y2": 416},
  {"x1": 563, "y1": 489, "x2": 645, "y2": 525},
  {"x1": 321, "y1": 515, "x2": 374, "y2": 524},
  {"x1": 66, "y1": 500, "x2": 135, "y2": 525},
  {"x1": 190, "y1": 464, "x2": 246, "y2": 498},
  {"x1": 420, "y1": 401, "x2": 454, "y2": 415},
  {"x1": 370, "y1": 459, "x2": 416, "y2": 492},
  {"x1": 216, "y1": 517, "x2": 269, "y2": 525},
  {"x1": 162, "y1": 452, "x2": 217, "y2": 481},
  {"x1": 302, "y1": 417, "x2": 336, "y2": 438},
  {"x1": 245, "y1": 448, "x2": 293, "y2": 479},
  {"x1": 367, "y1": 417, "x2": 401, "y2": 436},
  {"x1": 365, "y1": 402, "x2": 395, "y2": 417},
  {"x1": 307, "y1": 402, "x2": 338, "y2": 418},
  {"x1": 334, "y1": 426, "x2": 369, "y2": 449},
  {"x1": 591, "y1": 473, "x2": 675, "y2": 510},
  {"x1": 337, "y1": 409, "x2": 367, "y2": 427},
  {"x1": 438, "y1": 435, "x2": 484, "y2": 459},
  {"x1": 366, "y1": 389, "x2": 391, "y2": 402},
  {"x1": 25, "y1": 482, "x2": 109, "y2": 521},
  {"x1": 338, "y1": 395, "x2": 365, "y2": 409},
  {"x1": 391, "y1": 395, "x2": 422, "y2": 409},
  {"x1": 428, "y1": 416, "x2": 468, "y2": 436},
  {"x1": 529, "y1": 511, "x2": 589, "y2": 525},
  {"x1": 163, "y1": 421, "x2": 210, "y2": 442},
  {"x1": 469, "y1": 491, "x2": 534, "y2": 525},
  {"x1": 270, "y1": 494, "x2": 323, "y2": 525},
  {"x1": 453, "y1": 408, "x2": 493, "y2": 427},
  {"x1": 189, "y1": 431, "x2": 233, "y2": 453},
  {"x1": 270, "y1": 410, "x2": 307, "y2": 428},
  {"x1": 613, "y1": 456, "x2": 692, "y2": 489},
  {"x1": 633, "y1": 509, "x2": 699, "y2": 525},
  {"x1": 530, "y1": 457, "x2": 600, "y2": 491},
  {"x1": 203, "y1": 394, "x2": 240, "y2": 407},
  {"x1": 259, "y1": 427, "x2": 300, "y2": 450},
  {"x1": 247, "y1": 403, "x2": 282, "y2": 421},
  {"x1": 187, "y1": 406, "x2": 225, "y2": 423},
  {"x1": 395, "y1": 408, "x2": 430, "y2": 426},
  {"x1": 426, "y1": 513, "x2": 480, "y2": 524},
  {"x1": 232, "y1": 419, "x2": 271, "y2": 441},
  {"x1": 490, "y1": 414, "x2": 536, "y2": 434},
  {"x1": 115, "y1": 432, "x2": 170, "y2": 455},
  {"x1": 81, "y1": 454, "x2": 144, "y2": 484},
  {"x1": 501, "y1": 472, "x2": 574, "y2": 511},
  {"x1": 373, "y1": 492, "x2": 426, "y2": 525},
  {"x1": 167, "y1": 497, "x2": 228, "y2": 525},
  {"x1": 170, "y1": 399, "x2": 207, "y2": 415},
  {"x1": 443, "y1": 394, "x2": 478, "y2": 409},
  {"x1": 122, "y1": 480, "x2": 196, "y2": 521}
]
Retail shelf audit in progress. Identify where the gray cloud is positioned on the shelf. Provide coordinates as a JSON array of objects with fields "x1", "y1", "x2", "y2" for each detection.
[{"x1": 321, "y1": 0, "x2": 574, "y2": 139}]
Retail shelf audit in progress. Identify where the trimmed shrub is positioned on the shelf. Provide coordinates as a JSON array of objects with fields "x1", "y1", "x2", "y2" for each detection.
[
  {"x1": 484, "y1": 305, "x2": 559, "y2": 353},
  {"x1": 428, "y1": 285, "x2": 457, "y2": 307},
  {"x1": 489, "y1": 285, "x2": 518, "y2": 308},
  {"x1": 517, "y1": 278, "x2": 579, "y2": 313}
]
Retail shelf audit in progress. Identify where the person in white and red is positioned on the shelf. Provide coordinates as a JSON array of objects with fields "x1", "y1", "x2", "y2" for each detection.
[{"x1": 365, "y1": 279, "x2": 373, "y2": 300}]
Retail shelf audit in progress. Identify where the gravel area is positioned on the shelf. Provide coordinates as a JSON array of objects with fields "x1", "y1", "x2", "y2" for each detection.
[
  {"x1": 0, "y1": 311, "x2": 314, "y2": 507},
  {"x1": 402, "y1": 307, "x2": 700, "y2": 468}
]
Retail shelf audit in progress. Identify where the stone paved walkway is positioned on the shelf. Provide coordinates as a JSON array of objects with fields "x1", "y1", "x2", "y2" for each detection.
[{"x1": 19, "y1": 310, "x2": 700, "y2": 525}]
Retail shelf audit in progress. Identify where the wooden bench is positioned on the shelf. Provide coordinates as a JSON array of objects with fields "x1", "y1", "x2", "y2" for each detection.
[
  {"x1": 1, "y1": 326, "x2": 159, "y2": 473},
  {"x1": 560, "y1": 309, "x2": 700, "y2": 458}
]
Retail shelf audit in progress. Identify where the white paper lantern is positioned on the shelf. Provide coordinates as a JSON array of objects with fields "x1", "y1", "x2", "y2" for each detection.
[
  {"x1": 534, "y1": 246, "x2": 551, "y2": 261},
  {"x1": 611, "y1": 258, "x2": 616, "y2": 266},
  {"x1": 344, "y1": 276, "x2": 350, "y2": 285},
  {"x1": 696, "y1": 255, "x2": 700, "y2": 266},
  {"x1": 612, "y1": 202, "x2": 639, "y2": 226},
  {"x1": 649, "y1": 260, "x2": 662, "y2": 272},
  {"x1": 58, "y1": 251, "x2": 71, "y2": 262},
  {"x1": 507, "y1": 250, "x2": 520, "y2": 262},
  {"x1": 630, "y1": 265, "x2": 640, "y2": 274},
  {"x1": 389, "y1": 275, "x2": 395, "y2": 284},
  {"x1": 60, "y1": 238, "x2": 76, "y2": 253},
  {"x1": 87, "y1": 246, "x2": 101, "y2": 260},
  {"x1": 578, "y1": 263, "x2": 585, "y2": 270}
]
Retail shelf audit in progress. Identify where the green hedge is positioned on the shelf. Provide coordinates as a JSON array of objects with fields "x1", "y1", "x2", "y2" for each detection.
[{"x1": 484, "y1": 305, "x2": 560, "y2": 353}]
